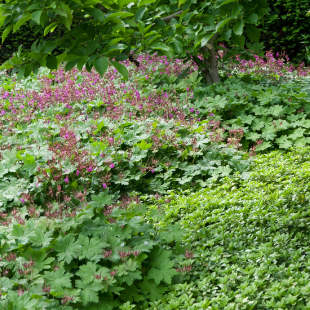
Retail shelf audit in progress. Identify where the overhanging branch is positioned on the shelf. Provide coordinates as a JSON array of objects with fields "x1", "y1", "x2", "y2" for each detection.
[{"x1": 161, "y1": 10, "x2": 183, "y2": 22}]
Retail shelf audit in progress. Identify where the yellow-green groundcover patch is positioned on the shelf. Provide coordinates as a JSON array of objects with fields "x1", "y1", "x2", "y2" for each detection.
[{"x1": 145, "y1": 148, "x2": 310, "y2": 309}]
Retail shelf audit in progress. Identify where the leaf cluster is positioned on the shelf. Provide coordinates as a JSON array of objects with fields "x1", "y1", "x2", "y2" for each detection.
[
  {"x1": 193, "y1": 76, "x2": 310, "y2": 151},
  {"x1": 0, "y1": 202, "x2": 184, "y2": 309}
]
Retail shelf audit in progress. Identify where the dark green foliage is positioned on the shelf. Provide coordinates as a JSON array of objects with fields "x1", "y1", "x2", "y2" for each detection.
[
  {"x1": 147, "y1": 147, "x2": 310, "y2": 309},
  {"x1": 0, "y1": 22, "x2": 43, "y2": 65},
  {"x1": 262, "y1": 0, "x2": 310, "y2": 64},
  {"x1": 0, "y1": 0, "x2": 268, "y2": 82}
]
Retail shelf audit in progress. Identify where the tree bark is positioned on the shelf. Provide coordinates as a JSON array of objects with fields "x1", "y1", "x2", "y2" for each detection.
[
  {"x1": 192, "y1": 40, "x2": 220, "y2": 84},
  {"x1": 202, "y1": 45, "x2": 220, "y2": 84}
]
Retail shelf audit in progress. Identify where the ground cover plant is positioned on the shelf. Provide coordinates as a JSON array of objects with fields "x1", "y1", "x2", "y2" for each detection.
[
  {"x1": 0, "y1": 51, "x2": 310, "y2": 308},
  {"x1": 145, "y1": 147, "x2": 310, "y2": 309}
]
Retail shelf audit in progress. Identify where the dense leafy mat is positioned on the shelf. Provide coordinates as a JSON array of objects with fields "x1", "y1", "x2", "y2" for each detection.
[{"x1": 146, "y1": 147, "x2": 310, "y2": 309}]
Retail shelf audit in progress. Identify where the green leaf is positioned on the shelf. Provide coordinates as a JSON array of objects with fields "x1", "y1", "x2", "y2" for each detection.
[
  {"x1": 106, "y1": 11, "x2": 134, "y2": 21},
  {"x1": 276, "y1": 136, "x2": 293, "y2": 149},
  {"x1": 94, "y1": 56, "x2": 109, "y2": 76},
  {"x1": 289, "y1": 128, "x2": 305, "y2": 140},
  {"x1": 151, "y1": 43, "x2": 172, "y2": 57},
  {"x1": 138, "y1": 0, "x2": 157, "y2": 6},
  {"x1": 13, "y1": 14, "x2": 31, "y2": 33},
  {"x1": 262, "y1": 126, "x2": 277, "y2": 141},
  {"x1": 78, "y1": 235, "x2": 107, "y2": 262},
  {"x1": 44, "y1": 266, "x2": 72, "y2": 292},
  {"x1": 255, "y1": 141, "x2": 272, "y2": 152},
  {"x1": 89, "y1": 192, "x2": 115, "y2": 210},
  {"x1": 217, "y1": 0, "x2": 239, "y2": 7},
  {"x1": 0, "y1": 8, "x2": 6, "y2": 28},
  {"x1": 215, "y1": 17, "x2": 232, "y2": 32},
  {"x1": 136, "y1": 7, "x2": 147, "y2": 21},
  {"x1": 76, "y1": 280, "x2": 103, "y2": 305},
  {"x1": 147, "y1": 248, "x2": 177, "y2": 285},
  {"x1": 43, "y1": 22, "x2": 58, "y2": 36},
  {"x1": 201, "y1": 32, "x2": 216, "y2": 47},
  {"x1": 0, "y1": 277, "x2": 14, "y2": 292},
  {"x1": 246, "y1": 24, "x2": 261, "y2": 42},
  {"x1": 2, "y1": 25, "x2": 12, "y2": 43},
  {"x1": 111, "y1": 61, "x2": 129, "y2": 80},
  {"x1": 173, "y1": 38, "x2": 183, "y2": 54},
  {"x1": 233, "y1": 19, "x2": 244, "y2": 36},
  {"x1": 46, "y1": 55, "x2": 58, "y2": 69},
  {"x1": 139, "y1": 279, "x2": 166, "y2": 300},
  {"x1": 268, "y1": 105, "x2": 284, "y2": 117},
  {"x1": 65, "y1": 59, "x2": 78, "y2": 71},
  {"x1": 247, "y1": 132, "x2": 261, "y2": 142},
  {"x1": 54, "y1": 234, "x2": 81, "y2": 264},
  {"x1": 90, "y1": 8, "x2": 105, "y2": 23},
  {"x1": 247, "y1": 13, "x2": 258, "y2": 24},
  {"x1": 29, "y1": 227, "x2": 53, "y2": 247},
  {"x1": 31, "y1": 10, "x2": 42, "y2": 25},
  {"x1": 76, "y1": 262, "x2": 98, "y2": 284}
]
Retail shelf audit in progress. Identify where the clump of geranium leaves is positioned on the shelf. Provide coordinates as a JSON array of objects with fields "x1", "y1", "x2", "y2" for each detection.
[
  {"x1": 193, "y1": 75, "x2": 310, "y2": 152},
  {"x1": 0, "y1": 199, "x2": 189, "y2": 309},
  {"x1": 0, "y1": 117, "x2": 249, "y2": 216}
]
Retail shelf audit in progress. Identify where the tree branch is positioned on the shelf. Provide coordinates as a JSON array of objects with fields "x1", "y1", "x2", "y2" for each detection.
[{"x1": 161, "y1": 10, "x2": 183, "y2": 22}]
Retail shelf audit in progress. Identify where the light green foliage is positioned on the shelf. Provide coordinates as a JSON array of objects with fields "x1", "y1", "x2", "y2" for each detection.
[{"x1": 146, "y1": 147, "x2": 310, "y2": 309}]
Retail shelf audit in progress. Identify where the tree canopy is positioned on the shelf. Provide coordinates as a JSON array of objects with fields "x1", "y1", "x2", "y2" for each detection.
[{"x1": 0, "y1": 0, "x2": 268, "y2": 82}]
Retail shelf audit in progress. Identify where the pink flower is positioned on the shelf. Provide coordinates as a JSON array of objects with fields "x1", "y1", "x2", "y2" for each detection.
[
  {"x1": 64, "y1": 176, "x2": 69, "y2": 184},
  {"x1": 76, "y1": 170, "x2": 80, "y2": 176},
  {"x1": 87, "y1": 166, "x2": 93, "y2": 172},
  {"x1": 109, "y1": 163, "x2": 115, "y2": 169},
  {"x1": 20, "y1": 198, "x2": 25, "y2": 203},
  {"x1": 102, "y1": 183, "x2": 107, "y2": 189}
]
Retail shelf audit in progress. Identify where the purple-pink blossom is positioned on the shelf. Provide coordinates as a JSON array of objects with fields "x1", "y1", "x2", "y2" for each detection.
[{"x1": 109, "y1": 163, "x2": 115, "y2": 169}]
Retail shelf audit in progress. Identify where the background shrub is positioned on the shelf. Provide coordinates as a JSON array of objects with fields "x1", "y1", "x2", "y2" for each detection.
[
  {"x1": 262, "y1": 0, "x2": 310, "y2": 65},
  {"x1": 0, "y1": 23, "x2": 41, "y2": 65}
]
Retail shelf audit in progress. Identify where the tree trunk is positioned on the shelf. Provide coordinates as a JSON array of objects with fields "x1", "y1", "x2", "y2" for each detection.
[
  {"x1": 192, "y1": 43, "x2": 220, "y2": 84},
  {"x1": 202, "y1": 45, "x2": 220, "y2": 84}
]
